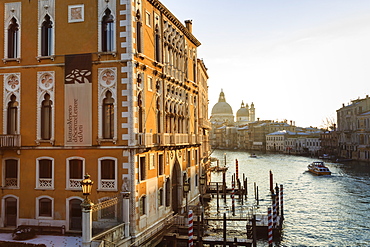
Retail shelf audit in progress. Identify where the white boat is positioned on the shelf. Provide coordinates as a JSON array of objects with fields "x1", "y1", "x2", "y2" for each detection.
[
  {"x1": 307, "y1": 161, "x2": 331, "y2": 175},
  {"x1": 250, "y1": 153, "x2": 257, "y2": 158}
]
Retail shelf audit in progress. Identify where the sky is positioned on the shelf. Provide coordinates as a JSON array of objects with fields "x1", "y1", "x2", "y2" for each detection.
[{"x1": 159, "y1": 0, "x2": 370, "y2": 128}]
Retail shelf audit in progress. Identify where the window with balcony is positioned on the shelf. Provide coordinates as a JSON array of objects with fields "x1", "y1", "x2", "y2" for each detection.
[
  {"x1": 101, "y1": 8, "x2": 114, "y2": 52},
  {"x1": 7, "y1": 95, "x2": 18, "y2": 135},
  {"x1": 4, "y1": 159, "x2": 18, "y2": 188},
  {"x1": 41, "y1": 15, "x2": 53, "y2": 57},
  {"x1": 7, "y1": 17, "x2": 19, "y2": 59},
  {"x1": 99, "y1": 158, "x2": 116, "y2": 190},
  {"x1": 36, "y1": 158, "x2": 53, "y2": 189},
  {"x1": 67, "y1": 158, "x2": 84, "y2": 189},
  {"x1": 102, "y1": 91, "x2": 114, "y2": 139}
]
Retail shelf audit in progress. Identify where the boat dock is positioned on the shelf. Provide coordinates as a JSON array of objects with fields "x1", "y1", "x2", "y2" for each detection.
[{"x1": 160, "y1": 168, "x2": 284, "y2": 247}]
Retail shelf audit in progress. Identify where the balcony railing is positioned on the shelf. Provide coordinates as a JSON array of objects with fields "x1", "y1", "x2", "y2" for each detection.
[
  {"x1": 0, "y1": 135, "x2": 20, "y2": 148},
  {"x1": 100, "y1": 179, "x2": 116, "y2": 190},
  {"x1": 5, "y1": 178, "x2": 18, "y2": 187},
  {"x1": 136, "y1": 133, "x2": 153, "y2": 146},
  {"x1": 38, "y1": 178, "x2": 52, "y2": 188}
]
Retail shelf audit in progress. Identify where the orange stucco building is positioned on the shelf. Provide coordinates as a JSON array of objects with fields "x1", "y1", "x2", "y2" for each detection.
[{"x1": 0, "y1": 0, "x2": 210, "y2": 245}]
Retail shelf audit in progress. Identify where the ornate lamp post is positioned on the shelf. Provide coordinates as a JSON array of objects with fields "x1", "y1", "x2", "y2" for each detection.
[
  {"x1": 81, "y1": 174, "x2": 94, "y2": 247},
  {"x1": 183, "y1": 180, "x2": 190, "y2": 213}
]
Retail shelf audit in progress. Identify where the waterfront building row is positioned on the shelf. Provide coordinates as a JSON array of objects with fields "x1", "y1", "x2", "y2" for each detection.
[{"x1": 0, "y1": 0, "x2": 210, "y2": 246}]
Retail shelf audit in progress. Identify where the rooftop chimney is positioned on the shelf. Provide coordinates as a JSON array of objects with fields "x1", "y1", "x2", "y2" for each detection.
[{"x1": 185, "y1": 20, "x2": 193, "y2": 33}]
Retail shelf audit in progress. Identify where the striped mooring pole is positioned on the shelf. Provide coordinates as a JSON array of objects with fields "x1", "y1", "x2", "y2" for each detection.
[
  {"x1": 235, "y1": 159, "x2": 239, "y2": 181},
  {"x1": 268, "y1": 207, "x2": 273, "y2": 246},
  {"x1": 280, "y1": 184, "x2": 284, "y2": 219},
  {"x1": 188, "y1": 210, "x2": 193, "y2": 247},
  {"x1": 275, "y1": 184, "x2": 279, "y2": 217},
  {"x1": 272, "y1": 194, "x2": 277, "y2": 228}
]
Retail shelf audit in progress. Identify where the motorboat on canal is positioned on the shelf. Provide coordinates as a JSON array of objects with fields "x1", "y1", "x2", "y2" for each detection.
[
  {"x1": 307, "y1": 161, "x2": 331, "y2": 175},
  {"x1": 250, "y1": 153, "x2": 257, "y2": 158}
]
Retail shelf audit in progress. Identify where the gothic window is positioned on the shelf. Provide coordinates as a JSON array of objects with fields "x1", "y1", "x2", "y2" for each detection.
[
  {"x1": 7, "y1": 95, "x2": 18, "y2": 135},
  {"x1": 41, "y1": 93, "x2": 52, "y2": 140},
  {"x1": 102, "y1": 91, "x2": 114, "y2": 139},
  {"x1": 99, "y1": 158, "x2": 116, "y2": 190},
  {"x1": 102, "y1": 9, "x2": 114, "y2": 52},
  {"x1": 7, "y1": 17, "x2": 19, "y2": 59},
  {"x1": 37, "y1": 158, "x2": 53, "y2": 189},
  {"x1": 136, "y1": 10, "x2": 143, "y2": 53},
  {"x1": 67, "y1": 158, "x2": 84, "y2": 189},
  {"x1": 138, "y1": 93, "x2": 144, "y2": 133},
  {"x1": 156, "y1": 98, "x2": 161, "y2": 133},
  {"x1": 41, "y1": 15, "x2": 53, "y2": 56},
  {"x1": 4, "y1": 159, "x2": 18, "y2": 188}
]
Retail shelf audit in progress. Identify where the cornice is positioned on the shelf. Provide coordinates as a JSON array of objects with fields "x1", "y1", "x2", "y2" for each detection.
[{"x1": 148, "y1": 0, "x2": 201, "y2": 47}]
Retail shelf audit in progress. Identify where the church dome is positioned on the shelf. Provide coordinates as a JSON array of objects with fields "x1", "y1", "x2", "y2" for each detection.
[
  {"x1": 211, "y1": 90, "x2": 233, "y2": 115},
  {"x1": 236, "y1": 102, "x2": 249, "y2": 118}
]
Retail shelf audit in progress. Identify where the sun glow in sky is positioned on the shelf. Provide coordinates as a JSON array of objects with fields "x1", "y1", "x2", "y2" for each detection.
[{"x1": 160, "y1": 0, "x2": 370, "y2": 128}]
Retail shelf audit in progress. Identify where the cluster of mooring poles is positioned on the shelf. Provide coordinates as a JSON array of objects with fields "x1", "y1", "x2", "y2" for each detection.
[
  {"x1": 193, "y1": 160, "x2": 284, "y2": 247},
  {"x1": 268, "y1": 170, "x2": 284, "y2": 247}
]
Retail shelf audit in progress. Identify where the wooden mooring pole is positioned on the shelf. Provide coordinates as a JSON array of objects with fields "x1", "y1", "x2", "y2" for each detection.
[{"x1": 223, "y1": 213, "x2": 227, "y2": 247}]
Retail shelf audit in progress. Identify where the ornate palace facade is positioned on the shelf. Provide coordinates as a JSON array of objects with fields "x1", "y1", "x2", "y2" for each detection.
[{"x1": 0, "y1": 0, "x2": 209, "y2": 245}]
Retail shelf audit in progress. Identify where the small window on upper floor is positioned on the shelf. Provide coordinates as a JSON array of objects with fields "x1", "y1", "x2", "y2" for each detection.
[
  {"x1": 7, "y1": 17, "x2": 19, "y2": 59},
  {"x1": 102, "y1": 8, "x2": 114, "y2": 52},
  {"x1": 41, "y1": 15, "x2": 53, "y2": 57},
  {"x1": 145, "y1": 11, "x2": 151, "y2": 27}
]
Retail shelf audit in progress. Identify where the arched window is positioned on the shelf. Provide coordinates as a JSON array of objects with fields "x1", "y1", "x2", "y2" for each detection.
[
  {"x1": 165, "y1": 178, "x2": 171, "y2": 207},
  {"x1": 156, "y1": 98, "x2": 161, "y2": 133},
  {"x1": 102, "y1": 91, "x2": 114, "y2": 139},
  {"x1": 102, "y1": 9, "x2": 114, "y2": 52},
  {"x1": 41, "y1": 93, "x2": 52, "y2": 140},
  {"x1": 41, "y1": 15, "x2": 53, "y2": 56},
  {"x1": 8, "y1": 17, "x2": 19, "y2": 58},
  {"x1": 7, "y1": 95, "x2": 18, "y2": 135},
  {"x1": 38, "y1": 197, "x2": 52, "y2": 217},
  {"x1": 155, "y1": 25, "x2": 161, "y2": 62},
  {"x1": 136, "y1": 10, "x2": 142, "y2": 53},
  {"x1": 138, "y1": 93, "x2": 143, "y2": 133}
]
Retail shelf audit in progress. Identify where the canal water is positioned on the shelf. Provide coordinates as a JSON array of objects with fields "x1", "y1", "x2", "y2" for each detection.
[{"x1": 206, "y1": 149, "x2": 370, "y2": 246}]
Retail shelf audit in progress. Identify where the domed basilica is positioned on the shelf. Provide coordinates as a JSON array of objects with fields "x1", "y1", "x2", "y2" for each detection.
[
  {"x1": 209, "y1": 90, "x2": 256, "y2": 149},
  {"x1": 210, "y1": 89, "x2": 255, "y2": 127}
]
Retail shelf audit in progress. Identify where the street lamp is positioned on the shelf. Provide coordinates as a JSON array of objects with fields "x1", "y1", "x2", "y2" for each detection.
[
  {"x1": 81, "y1": 174, "x2": 94, "y2": 204},
  {"x1": 80, "y1": 174, "x2": 94, "y2": 247},
  {"x1": 183, "y1": 181, "x2": 190, "y2": 213}
]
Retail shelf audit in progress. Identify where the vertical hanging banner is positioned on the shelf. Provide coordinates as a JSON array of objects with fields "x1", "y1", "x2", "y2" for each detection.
[{"x1": 64, "y1": 53, "x2": 92, "y2": 146}]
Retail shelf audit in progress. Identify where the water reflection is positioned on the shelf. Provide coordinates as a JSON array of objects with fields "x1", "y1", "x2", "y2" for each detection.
[{"x1": 207, "y1": 150, "x2": 370, "y2": 246}]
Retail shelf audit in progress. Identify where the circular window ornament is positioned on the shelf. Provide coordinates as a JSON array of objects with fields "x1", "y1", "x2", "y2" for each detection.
[
  {"x1": 101, "y1": 69, "x2": 115, "y2": 87},
  {"x1": 5, "y1": 74, "x2": 20, "y2": 92},
  {"x1": 40, "y1": 73, "x2": 54, "y2": 90}
]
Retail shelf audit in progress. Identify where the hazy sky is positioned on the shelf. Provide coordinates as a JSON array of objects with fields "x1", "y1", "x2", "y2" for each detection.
[{"x1": 159, "y1": 0, "x2": 370, "y2": 128}]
